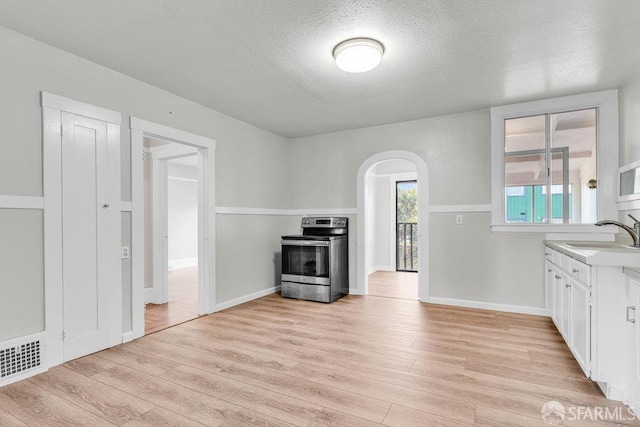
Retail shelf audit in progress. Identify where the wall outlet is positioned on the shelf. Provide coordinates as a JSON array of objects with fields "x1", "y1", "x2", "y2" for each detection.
[
  {"x1": 456, "y1": 215, "x2": 463, "y2": 225},
  {"x1": 121, "y1": 246, "x2": 130, "y2": 259}
]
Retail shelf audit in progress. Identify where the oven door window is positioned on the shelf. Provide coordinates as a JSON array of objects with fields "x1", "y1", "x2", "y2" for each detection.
[{"x1": 283, "y1": 244, "x2": 329, "y2": 278}]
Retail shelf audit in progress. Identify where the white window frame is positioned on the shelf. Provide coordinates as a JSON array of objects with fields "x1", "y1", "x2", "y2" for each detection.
[{"x1": 490, "y1": 90, "x2": 619, "y2": 232}]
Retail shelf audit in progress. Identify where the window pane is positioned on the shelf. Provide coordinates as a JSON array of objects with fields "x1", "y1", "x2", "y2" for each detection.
[
  {"x1": 505, "y1": 186, "x2": 533, "y2": 223},
  {"x1": 505, "y1": 114, "x2": 546, "y2": 153},
  {"x1": 550, "y1": 108, "x2": 597, "y2": 224},
  {"x1": 505, "y1": 152, "x2": 546, "y2": 187}
]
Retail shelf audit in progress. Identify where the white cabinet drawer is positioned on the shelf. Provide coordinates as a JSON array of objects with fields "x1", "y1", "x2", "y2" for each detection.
[
  {"x1": 544, "y1": 247, "x2": 554, "y2": 261},
  {"x1": 570, "y1": 258, "x2": 591, "y2": 286},
  {"x1": 560, "y1": 253, "x2": 572, "y2": 272}
]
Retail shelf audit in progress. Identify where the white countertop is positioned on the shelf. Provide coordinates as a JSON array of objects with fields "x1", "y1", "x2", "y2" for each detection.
[
  {"x1": 544, "y1": 240, "x2": 640, "y2": 267},
  {"x1": 625, "y1": 267, "x2": 640, "y2": 279}
]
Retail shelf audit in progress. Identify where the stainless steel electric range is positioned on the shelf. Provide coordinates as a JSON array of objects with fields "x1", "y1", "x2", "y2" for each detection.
[{"x1": 281, "y1": 217, "x2": 348, "y2": 303}]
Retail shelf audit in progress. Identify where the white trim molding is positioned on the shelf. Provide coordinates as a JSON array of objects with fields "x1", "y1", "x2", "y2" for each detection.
[
  {"x1": 41, "y1": 92, "x2": 121, "y2": 125},
  {"x1": 368, "y1": 265, "x2": 395, "y2": 274},
  {"x1": 130, "y1": 117, "x2": 216, "y2": 343},
  {"x1": 144, "y1": 286, "x2": 159, "y2": 304},
  {"x1": 357, "y1": 150, "x2": 430, "y2": 302},
  {"x1": 121, "y1": 331, "x2": 135, "y2": 344},
  {"x1": 618, "y1": 199, "x2": 640, "y2": 211},
  {"x1": 428, "y1": 297, "x2": 549, "y2": 317},
  {"x1": 131, "y1": 117, "x2": 215, "y2": 148},
  {"x1": 215, "y1": 207, "x2": 357, "y2": 216},
  {"x1": 216, "y1": 205, "x2": 496, "y2": 216},
  {"x1": 215, "y1": 285, "x2": 281, "y2": 312},
  {"x1": 168, "y1": 257, "x2": 198, "y2": 270},
  {"x1": 169, "y1": 176, "x2": 198, "y2": 183},
  {"x1": 429, "y1": 204, "x2": 491, "y2": 213},
  {"x1": 0, "y1": 195, "x2": 44, "y2": 210}
]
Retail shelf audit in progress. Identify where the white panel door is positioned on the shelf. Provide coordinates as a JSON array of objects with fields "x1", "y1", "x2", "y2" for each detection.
[
  {"x1": 544, "y1": 260, "x2": 555, "y2": 317},
  {"x1": 569, "y1": 278, "x2": 591, "y2": 377},
  {"x1": 61, "y1": 112, "x2": 119, "y2": 361}
]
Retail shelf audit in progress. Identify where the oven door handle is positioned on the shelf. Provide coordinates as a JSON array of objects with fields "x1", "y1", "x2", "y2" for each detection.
[{"x1": 282, "y1": 240, "x2": 330, "y2": 247}]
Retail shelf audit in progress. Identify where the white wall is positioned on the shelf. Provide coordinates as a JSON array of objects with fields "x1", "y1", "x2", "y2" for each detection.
[
  {"x1": 167, "y1": 161, "x2": 198, "y2": 268},
  {"x1": 289, "y1": 111, "x2": 547, "y2": 309},
  {"x1": 618, "y1": 68, "x2": 640, "y2": 228},
  {"x1": 0, "y1": 25, "x2": 291, "y2": 341},
  {"x1": 373, "y1": 175, "x2": 391, "y2": 270}
]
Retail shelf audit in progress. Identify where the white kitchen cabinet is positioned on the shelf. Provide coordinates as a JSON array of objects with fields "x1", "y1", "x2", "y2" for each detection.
[
  {"x1": 569, "y1": 277, "x2": 591, "y2": 377},
  {"x1": 544, "y1": 242, "x2": 636, "y2": 403},
  {"x1": 626, "y1": 276, "x2": 640, "y2": 414},
  {"x1": 544, "y1": 247, "x2": 592, "y2": 377},
  {"x1": 561, "y1": 271, "x2": 572, "y2": 340},
  {"x1": 544, "y1": 260, "x2": 556, "y2": 319}
]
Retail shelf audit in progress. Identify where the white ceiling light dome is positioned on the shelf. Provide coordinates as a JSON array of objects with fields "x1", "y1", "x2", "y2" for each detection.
[{"x1": 333, "y1": 38, "x2": 384, "y2": 73}]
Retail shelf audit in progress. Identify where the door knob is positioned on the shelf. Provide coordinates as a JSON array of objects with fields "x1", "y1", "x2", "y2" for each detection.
[{"x1": 103, "y1": 203, "x2": 110, "y2": 208}]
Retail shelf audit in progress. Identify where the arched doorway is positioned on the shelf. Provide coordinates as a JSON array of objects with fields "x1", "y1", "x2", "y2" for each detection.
[{"x1": 356, "y1": 151, "x2": 430, "y2": 301}]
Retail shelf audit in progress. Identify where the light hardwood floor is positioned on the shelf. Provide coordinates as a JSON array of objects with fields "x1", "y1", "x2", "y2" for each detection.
[
  {"x1": 368, "y1": 271, "x2": 418, "y2": 300},
  {"x1": 145, "y1": 266, "x2": 199, "y2": 335},
  {"x1": 2, "y1": 293, "x2": 639, "y2": 426}
]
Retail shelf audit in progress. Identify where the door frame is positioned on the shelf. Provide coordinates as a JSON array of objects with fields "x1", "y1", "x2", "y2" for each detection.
[
  {"x1": 42, "y1": 92, "x2": 122, "y2": 367},
  {"x1": 129, "y1": 118, "x2": 216, "y2": 341},
  {"x1": 356, "y1": 150, "x2": 430, "y2": 301},
  {"x1": 394, "y1": 178, "x2": 418, "y2": 272},
  {"x1": 387, "y1": 173, "x2": 418, "y2": 271},
  {"x1": 149, "y1": 145, "x2": 199, "y2": 305}
]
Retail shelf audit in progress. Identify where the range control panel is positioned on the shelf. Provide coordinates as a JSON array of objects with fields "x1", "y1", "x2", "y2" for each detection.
[{"x1": 301, "y1": 217, "x2": 348, "y2": 228}]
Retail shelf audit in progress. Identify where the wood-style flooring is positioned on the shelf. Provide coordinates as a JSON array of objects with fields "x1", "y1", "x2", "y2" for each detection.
[
  {"x1": 145, "y1": 266, "x2": 199, "y2": 335},
  {"x1": 2, "y1": 293, "x2": 639, "y2": 426},
  {"x1": 368, "y1": 270, "x2": 418, "y2": 300}
]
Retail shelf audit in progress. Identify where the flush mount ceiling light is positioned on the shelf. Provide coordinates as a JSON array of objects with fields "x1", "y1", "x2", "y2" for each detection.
[{"x1": 333, "y1": 38, "x2": 384, "y2": 73}]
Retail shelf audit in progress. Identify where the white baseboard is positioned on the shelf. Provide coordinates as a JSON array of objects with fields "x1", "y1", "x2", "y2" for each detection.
[
  {"x1": 121, "y1": 331, "x2": 136, "y2": 344},
  {"x1": 215, "y1": 285, "x2": 281, "y2": 312},
  {"x1": 168, "y1": 257, "x2": 198, "y2": 270},
  {"x1": 367, "y1": 265, "x2": 394, "y2": 274},
  {"x1": 349, "y1": 287, "x2": 364, "y2": 295},
  {"x1": 427, "y1": 297, "x2": 550, "y2": 317},
  {"x1": 144, "y1": 287, "x2": 159, "y2": 304}
]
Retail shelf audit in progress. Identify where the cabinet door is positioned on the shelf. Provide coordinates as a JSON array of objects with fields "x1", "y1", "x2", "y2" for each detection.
[
  {"x1": 553, "y1": 267, "x2": 564, "y2": 329},
  {"x1": 627, "y1": 279, "x2": 640, "y2": 414},
  {"x1": 545, "y1": 261, "x2": 555, "y2": 317},
  {"x1": 569, "y1": 278, "x2": 591, "y2": 377},
  {"x1": 560, "y1": 272, "x2": 571, "y2": 340}
]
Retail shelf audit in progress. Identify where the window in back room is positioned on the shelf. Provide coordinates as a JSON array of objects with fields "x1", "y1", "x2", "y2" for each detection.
[{"x1": 504, "y1": 108, "x2": 597, "y2": 224}]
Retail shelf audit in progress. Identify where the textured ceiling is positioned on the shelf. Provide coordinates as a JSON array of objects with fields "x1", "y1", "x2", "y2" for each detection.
[{"x1": 1, "y1": 0, "x2": 640, "y2": 138}]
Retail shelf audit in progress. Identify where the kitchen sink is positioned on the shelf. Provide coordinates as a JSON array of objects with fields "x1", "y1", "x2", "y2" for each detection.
[{"x1": 565, "y1": 242, "x2": 637, "y2": 250}]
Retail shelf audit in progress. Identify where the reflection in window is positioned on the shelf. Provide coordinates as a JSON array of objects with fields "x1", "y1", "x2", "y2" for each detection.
[{"x1": 504, "y1": 108, "x2": 597, "y2": 224}]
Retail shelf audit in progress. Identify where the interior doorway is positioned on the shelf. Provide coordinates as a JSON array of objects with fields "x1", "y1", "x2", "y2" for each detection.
[
  {"x1": 129, "y1": 117, "x2": 216, "y2": 341},
  {"x1": 144, "y1": 145, "x2": 200, "y2": 334},
  {"x1": 396, "y1": 180, "x2": 418, "y2": 273},
  {"x1": 365, "y1": 160, "x2": 419, "y2": 300}
]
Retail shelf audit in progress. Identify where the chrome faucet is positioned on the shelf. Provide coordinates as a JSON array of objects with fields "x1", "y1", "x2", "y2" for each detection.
[{"x1": 595, "y1": 214, "x2": 640, "y2": 248}]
